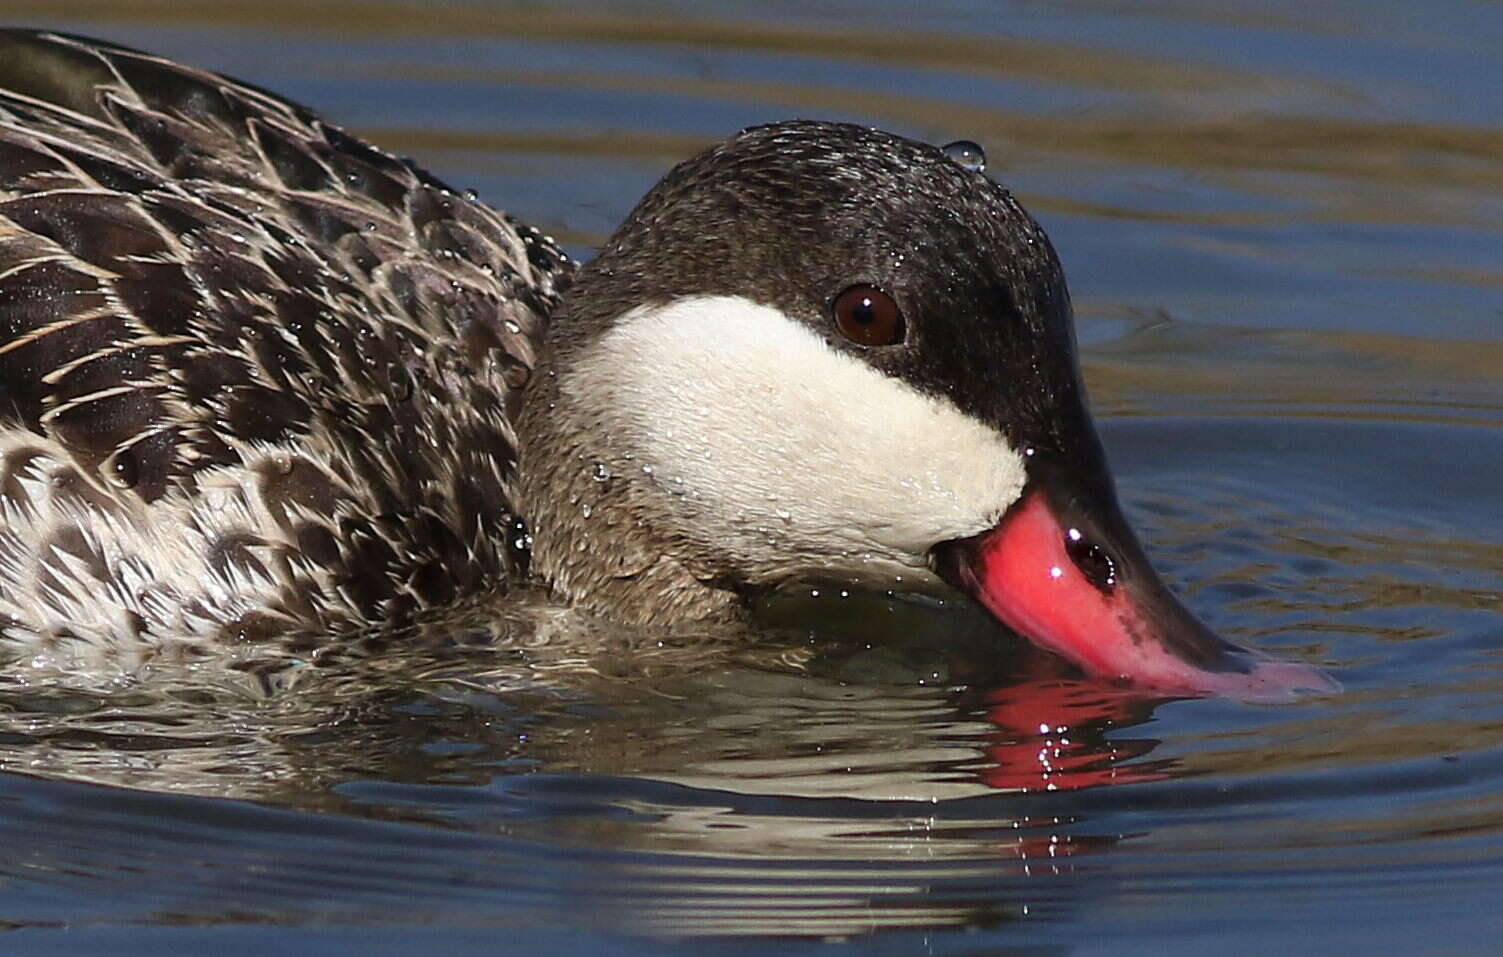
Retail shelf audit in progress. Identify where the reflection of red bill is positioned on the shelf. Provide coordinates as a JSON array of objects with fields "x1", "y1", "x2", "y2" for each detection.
[
  {"x1": 979, "y1": 678, "x2": 1170, "y2": 792},
  {"x1": 935, "y1": 491, "x2": 1339, "y2": 702}
]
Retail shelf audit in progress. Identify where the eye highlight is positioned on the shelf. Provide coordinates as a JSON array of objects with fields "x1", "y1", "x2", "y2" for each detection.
[{"x1": 831, "y1": 284, "x2": 905, "y2": 346}]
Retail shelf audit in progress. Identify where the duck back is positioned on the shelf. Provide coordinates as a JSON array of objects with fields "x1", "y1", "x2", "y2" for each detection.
[{"x1": 0, "y1": 30, "x2": 572, "y2": 666}]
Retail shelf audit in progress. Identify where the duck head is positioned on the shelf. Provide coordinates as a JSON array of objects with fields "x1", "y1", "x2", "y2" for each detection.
[{"x1": 518, "y1": 121, "x2": 1334, "y2": 701}]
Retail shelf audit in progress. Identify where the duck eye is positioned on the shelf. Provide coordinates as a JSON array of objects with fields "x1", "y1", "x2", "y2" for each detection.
[
  {"x1": 1065, "y1": 531, "x2": 1118, "y2": 593},
  {"x1": 831, "y1": 284, "x2": 905, "y2": 346}
]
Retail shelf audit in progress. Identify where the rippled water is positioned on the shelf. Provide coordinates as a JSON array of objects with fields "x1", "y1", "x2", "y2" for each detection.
[{"x1": 5, "y1": 1, "x2": 1503, "y2": 952}]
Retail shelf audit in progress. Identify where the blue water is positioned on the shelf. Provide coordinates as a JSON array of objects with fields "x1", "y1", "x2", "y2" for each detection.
[{"x1": 5, "y1": 1, "x2": 1503, "y2": 952}]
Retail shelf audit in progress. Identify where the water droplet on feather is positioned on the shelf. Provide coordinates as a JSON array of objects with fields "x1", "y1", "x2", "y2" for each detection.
[
  {"x1": 941, "y1": 139, "x2": 986, "y2": 173},
  {"x1": 107, "y1": 450, "x2": 139, "y2": 489}
]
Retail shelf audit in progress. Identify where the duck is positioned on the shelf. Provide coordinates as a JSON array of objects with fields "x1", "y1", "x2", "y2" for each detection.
[{"x1": 0, "y1": 29, "x2": 1333, "y2": 698}]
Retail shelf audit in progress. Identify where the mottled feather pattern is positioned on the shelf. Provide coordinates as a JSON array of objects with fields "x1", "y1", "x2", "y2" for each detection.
[{"x1": 0, "y1": 30, "x2": 572, "y2": 667}]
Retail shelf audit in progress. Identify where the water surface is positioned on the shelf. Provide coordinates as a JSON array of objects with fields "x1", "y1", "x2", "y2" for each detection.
[{"x1": 4, "y1": 1, "x2": 1503, "y2": 953}]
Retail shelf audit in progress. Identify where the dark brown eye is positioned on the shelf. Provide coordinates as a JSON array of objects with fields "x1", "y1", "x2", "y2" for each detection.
[{"x1": 831, "y1": 284, "x2": 904, "y2": 346}]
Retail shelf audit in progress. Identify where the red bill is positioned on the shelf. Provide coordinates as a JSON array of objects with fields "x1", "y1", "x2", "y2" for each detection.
[{"x1": 932, "y1": 484, "x2": 1338, "y2": 702}]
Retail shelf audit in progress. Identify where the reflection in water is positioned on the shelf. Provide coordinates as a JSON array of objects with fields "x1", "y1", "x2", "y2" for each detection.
[
  {"x1": 0, "y1": 628, "x2": 1159, "y2": 936},
  {"x1": 0, "y1": 631, "x2": 1180, "y2": 808},
  {"x1": 981, "y1": 679, "x2": 1171, "y2": 792}
]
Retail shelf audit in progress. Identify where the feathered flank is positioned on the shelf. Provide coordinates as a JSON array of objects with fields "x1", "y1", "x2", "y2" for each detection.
[{"x1": 0, "y1": 30, "x2": 571, "y2": 665}]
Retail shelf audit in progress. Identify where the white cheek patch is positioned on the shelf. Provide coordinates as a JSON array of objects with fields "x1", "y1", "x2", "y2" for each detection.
[{"x1": 564, "y1": 295, "x2": 1028, "y2": 582}]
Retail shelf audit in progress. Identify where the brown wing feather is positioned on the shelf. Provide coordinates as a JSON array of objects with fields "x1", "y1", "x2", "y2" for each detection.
[{"x1": 0, "y1": 29, "x2": 573, "y2": 664}]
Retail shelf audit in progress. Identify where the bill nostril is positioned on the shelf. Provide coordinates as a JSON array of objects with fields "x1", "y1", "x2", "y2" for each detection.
[{"x1": 1064, "y1": 529, "x2": 1117, "y2": 593}]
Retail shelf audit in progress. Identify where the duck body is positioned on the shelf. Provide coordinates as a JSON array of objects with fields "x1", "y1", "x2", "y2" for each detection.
[
  {"x1": 0, "y1": 30, "x2": 568, "y2": 666},
  {"x1": 0, "y1": 30, "x2": 1333, "y2": 698}
]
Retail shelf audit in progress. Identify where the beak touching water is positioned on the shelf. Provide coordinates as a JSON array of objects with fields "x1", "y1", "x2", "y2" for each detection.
[{"x1": 930, "y1": 461, "x2": 1338, "y2": 702}]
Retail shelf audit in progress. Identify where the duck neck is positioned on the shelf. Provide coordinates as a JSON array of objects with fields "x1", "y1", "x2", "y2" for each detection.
[{"x1": 514, "y1": 351, "x2": 747, "y2": 630}]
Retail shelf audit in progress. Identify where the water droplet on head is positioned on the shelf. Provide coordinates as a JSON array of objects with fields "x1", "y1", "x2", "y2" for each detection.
[
  {"x1": 392, "y1": 368, "x2": 414, "y2": 402},
  {"x1": 941, "y1": 139, "x2": 986, "y2": 173},
  {"x1": 592, "y1": 462, "x2": 611, "y2": 482},
  {"x1": 580, "y1": 503, "x2": 592, "y2": 519},
  {"x1": 106, "y1": 449, "x2": 139, "y2": 489}
]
